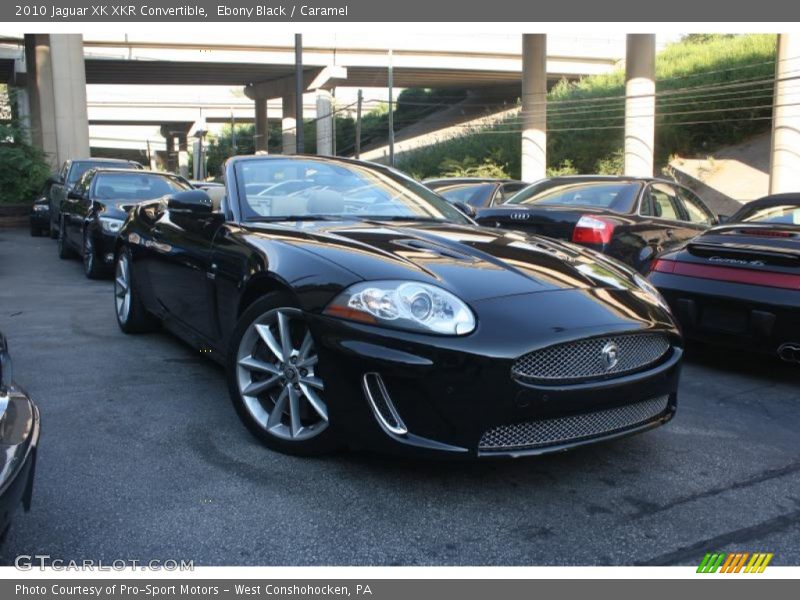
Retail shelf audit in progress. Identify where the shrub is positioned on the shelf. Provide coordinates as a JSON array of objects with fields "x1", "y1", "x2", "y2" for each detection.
[{"x1": 0, "y1": 122, "x2": 51, "y2": 204}]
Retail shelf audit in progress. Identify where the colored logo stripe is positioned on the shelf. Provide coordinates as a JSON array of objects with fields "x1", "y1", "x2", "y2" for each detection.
[{"x1": 697, "y1": 552, "x2": 773, "y2": 573}]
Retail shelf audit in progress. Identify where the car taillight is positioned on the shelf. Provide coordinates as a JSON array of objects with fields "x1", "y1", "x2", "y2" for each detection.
[
  {"x1": 651, "y1": 258, "x2": 677, "y2": 273},
  {"x1": 572, "y1": 215, "x2": 616, "y2": 245}
]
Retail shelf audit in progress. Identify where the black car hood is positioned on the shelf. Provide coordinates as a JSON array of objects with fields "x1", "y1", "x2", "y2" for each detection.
[{"x1": 245, "y1": 220, "x2": 646, "y2": 301}]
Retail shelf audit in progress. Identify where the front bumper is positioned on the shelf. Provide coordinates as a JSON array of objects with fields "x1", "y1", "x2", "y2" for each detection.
[
  {"x1": 650, "y1": 271, "x2": 800, "y2": 355},
  {"x1": 0, "y1": 388, "x2": 40, "y2": 533},
  {"x1": 308, "y1": 289, "x2": 681, "y2": 458}
]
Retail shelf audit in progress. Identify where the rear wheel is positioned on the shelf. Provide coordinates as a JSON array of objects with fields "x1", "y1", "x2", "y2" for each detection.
[
  {"x1": 114, "y1": 248, "x2": 158, "y2": 333},
  {"x1": 57, "y1": 217, "x2": 76, "y2": 259},
  {"x1": 227, "y1": 294, "x2": 337, "y2": 456}
]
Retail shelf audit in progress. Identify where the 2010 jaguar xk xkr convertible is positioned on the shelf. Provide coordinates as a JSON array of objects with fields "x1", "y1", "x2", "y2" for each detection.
[{"x1": 113, "y1": 155, "x2": 682, "y2": 457}]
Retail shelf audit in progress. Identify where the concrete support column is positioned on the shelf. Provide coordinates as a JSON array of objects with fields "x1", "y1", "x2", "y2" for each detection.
[
  {"x1": 521, "y1": 34, "x2": 547, "y2": 182},
  {"x1": 12, "y1": 86, "x2": 32, "y2": 144},
  {"x1": 50, "y1": 35, "x2": 90, "y2": 164},
  {"x1": 282, "y1": 95, "x2": 297, "y2": 154},
  {"x1": 24, "y1": 34, "x2": 58, "y2": 167},
  {"x1": 624, "y1": 34, "x2": 656, "y2": 177},
  {"x1": 164, "y1": 135, "x2": 176, "y2": 172},
  {"x1": 315, "y1": 90, "x2": 334, "y2": 156},
  {"x1": 254, "y1": 96, "x2": 269, "y2": 153},
  {"x1": 769, "y1": 34, "x2": 800, "y2": 194},
  {"x1": 177, "y1": 133, "x2": 189, "y2": 179}
]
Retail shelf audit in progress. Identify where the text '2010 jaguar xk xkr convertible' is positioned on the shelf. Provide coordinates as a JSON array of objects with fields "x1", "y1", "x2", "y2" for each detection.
[{"x1": 113, "y1": 156, "x2": 682, "y2": 458}]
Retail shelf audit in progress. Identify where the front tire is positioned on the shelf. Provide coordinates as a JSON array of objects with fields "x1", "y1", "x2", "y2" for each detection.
[
  {"x1": 83, "y1": 230, "x2": 106, "y2": 279},
  {"x1": 114, "y1": 248, "x2": 158, "y2": 333},
  {"x1": 227, "y1": 293, "x2": 337, "y2": 456},
  {"x1": 57, "y1": 217, "x2": 76, "y2": 259}
]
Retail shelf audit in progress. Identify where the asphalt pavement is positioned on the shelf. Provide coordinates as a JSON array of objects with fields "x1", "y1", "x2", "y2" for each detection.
[{"x1": 0, "y1": 227, "x2": 798, "y2": 566}]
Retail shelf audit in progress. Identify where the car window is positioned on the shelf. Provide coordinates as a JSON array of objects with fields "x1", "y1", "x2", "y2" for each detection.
[
  {"x1": 736, "y1": 204, "x2": 800, "y2": 225},
  {"x1": 677, "y1": 188, "x2": 714, "y2": 225},
  {"x1": 235, "y1": 158, "x2": 470, "y2": 223},
  {"x1": 92, "y1": 173, "x2": 191, "y2": 201},
  {"x1": 647, "y1": 184, "x2": 682, "y2": 221},
  {"x1": 437, "y1": 183, "x2": 496, "y2": 208},
  {"x1": 495, "y1": 183, "x2": 527, "y2": 204},
  {"x1": 506, "y1": 181, "x2": 641, "y2": 213}
]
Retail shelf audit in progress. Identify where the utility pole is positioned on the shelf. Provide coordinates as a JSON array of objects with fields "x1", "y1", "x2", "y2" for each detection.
[
  {"x1": 355, "y1": 89, "x2": 363, "y2": 159},
  {"x1": 295, "y1": 34, "x2": 304, "y2": 154},
  {"x1": 388, "y1": 49, "x2": 394, "y2": 166}
]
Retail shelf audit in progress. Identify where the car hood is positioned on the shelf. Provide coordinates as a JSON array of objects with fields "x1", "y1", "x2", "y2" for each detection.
[{"x1": 245, "y1": 220, "x2": 651, "y2": 302}]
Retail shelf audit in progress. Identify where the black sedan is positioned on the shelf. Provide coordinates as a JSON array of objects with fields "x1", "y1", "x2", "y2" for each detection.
[
  {"x1": 649, "y1": 194, "x2": 800, "y2": 361},
  {"x1": 476, "y1": 176, "x2": 718, "y2": 273},
  {"x1": 0, "y1": 333, "x2": 40, "y2": 542},
  {"x1": 113, "y1": 155, "x2": 682, "y2": 458},
  {"x1": 424, "y1": 178, "x2": 528, "y2": 210},
  {"x1": 29, "y1": 182, "x2": 52, "y2": 237},
  {"x1": 57, "y1": 169, "x2": 193, "y2": 278},
  {"x1": 48, "y1": 158, "x2": 143, "y2": 237}
]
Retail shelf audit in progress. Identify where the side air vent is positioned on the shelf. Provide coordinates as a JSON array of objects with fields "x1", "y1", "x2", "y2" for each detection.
[{"x1": 362, "y1": 372, "x2": 408, "y2": 436}]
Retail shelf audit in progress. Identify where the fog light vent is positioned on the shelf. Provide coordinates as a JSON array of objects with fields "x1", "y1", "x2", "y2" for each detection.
[{"x1": 362, "y1": 373, "x2": 408, "y2": 436}]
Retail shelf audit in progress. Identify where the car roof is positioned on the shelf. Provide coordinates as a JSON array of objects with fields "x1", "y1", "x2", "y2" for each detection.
[
  {"x1": 424, "y1": 178, "x2": 523, "y2": 185},
  {"x1": 730, "y1": 193, "x2": 800, "y2": 218},
  {"x1": 88, "y1": 168, "x2": 179, "y2": 175}
]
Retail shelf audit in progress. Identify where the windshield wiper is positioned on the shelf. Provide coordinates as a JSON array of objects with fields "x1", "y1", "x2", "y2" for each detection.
[
  {"x1": 356, "y1": 215, "x2": 450, "y2": 223},
  {"x1": 247, "y1": 214, "x2": 361, "y2": 223}
]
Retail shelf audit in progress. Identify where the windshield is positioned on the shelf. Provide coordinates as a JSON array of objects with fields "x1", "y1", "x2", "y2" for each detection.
[
  {"x1": 234, "y1": 158, "x2": 470, "y2": 224},
  {"x1": 93, "y1": 173, "x2": 191, "y2": 201},
  {"x1": 736, "y1": 204, "x2": 800, "y2": 225},
  {"x1": 435, "y1": 183, "x2": 496, "y2": 208},
  {"x1": 505, "y1": 180, "x2": 641, "y2": 212},
  {"x1": 69, "y1": 161, "x2": 137, "y2": 185}
]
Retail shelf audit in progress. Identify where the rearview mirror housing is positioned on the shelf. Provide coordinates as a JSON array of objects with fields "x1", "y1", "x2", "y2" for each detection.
[
  {"x1": 166, "y1": 190, "x2": 212, "y2": 214},
  {"x1": 452, "y1": 201, "x2": 477, "y2": 218}
]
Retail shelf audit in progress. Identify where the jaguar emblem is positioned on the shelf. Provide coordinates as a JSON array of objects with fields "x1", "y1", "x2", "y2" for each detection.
[{"x1": 601, "y1": 341, "x2": 619, "y2": 370}]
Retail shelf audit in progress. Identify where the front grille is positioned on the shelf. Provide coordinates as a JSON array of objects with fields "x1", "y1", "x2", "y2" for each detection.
[
  {"x1": 478, "y1": 395, "x2": 670, "y2": 452},
  {"x1": 512, "y1": 333, "x2": 670, "y2": 383}
]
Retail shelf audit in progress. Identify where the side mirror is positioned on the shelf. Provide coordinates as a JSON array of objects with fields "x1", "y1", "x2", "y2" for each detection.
[
  {"x1": 717, "y1": 214, "x2": 731, "y2": 224},
  {"x1": 166, "y1": 190, "x2": 212, "y2": 214},
  {"x1": 452, "y1": 201, "x2": 477, "y2": 218}
]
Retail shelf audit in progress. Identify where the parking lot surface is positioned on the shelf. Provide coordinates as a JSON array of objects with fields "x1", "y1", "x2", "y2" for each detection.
[{"x1": 0, "y1": 227, "x2": 798, "y2": 566}]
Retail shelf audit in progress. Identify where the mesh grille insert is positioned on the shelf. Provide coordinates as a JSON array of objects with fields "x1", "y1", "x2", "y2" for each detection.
[
  {"x1": 478, "y1": 395, "x2": 670, "y2": 452},
  {"x1": 512, "y1": 333, "x2": 670, "y2": 383}
]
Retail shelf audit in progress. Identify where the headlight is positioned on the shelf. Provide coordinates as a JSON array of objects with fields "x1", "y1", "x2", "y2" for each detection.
[
  {"x1": 99, "y1": 217, "x2": 124, "y2": 234},
  {"x1": 324, "y1": 280, "x2": 476, "y2": 335},
  {"x1": 33, "y1": 205, "x2": 47, "y2": 212},
  {"x1": 634, "y1": 274, "x2": 670, "y2": 312}
]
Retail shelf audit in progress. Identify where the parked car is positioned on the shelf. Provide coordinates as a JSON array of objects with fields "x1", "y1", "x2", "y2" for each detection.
[
  {"x1": 0, "y1": 332, "x2": 40, "y2": 543},
  {"x1": 190, "y1": 180, "x2": 225, "y2": 191},
  {"x1": 57, "y1": 169, "x2": 193, "y2": 278},
  {"x1": 476, "y1": 176, "x2": 718, "y2": 273},
  {"x1": 113, "y1": 155, "x2": 681, "y2": 458},
  {"x1": 29, "y1": 177, "x2": 55, "y2": 237},
  {"x1": 48, "y1": 158, "x2": 143, "y2": 238},
  {"x1": 649, "y1": 193, "x2": 800, "y2": 361},
  {"x1": 424, "y1": 178, "x2": 528, "y2": 210}
]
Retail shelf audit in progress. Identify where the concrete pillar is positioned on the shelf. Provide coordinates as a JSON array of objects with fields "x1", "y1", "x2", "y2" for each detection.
[
  {"x1": 769, "y1": 34, "x2": 800, "y2": 194},
  {"x1": 50, "y1": 35, "x2": 90, "y2": 164},
  {"x1": 164, "y1": 133, "x2": 176, "y2": 172},
  {"x1": 24, "y1": 34, "x2": 58, "y2": 167},
  {"x1": 315, "y1": 90, "x2": 334, "y2": 156},
  {"x1": 12, "y1": 86, "x2": 32, "y2": 144},
  {"x1": 177, "y1": 133, "x2": 189, "y2": 179},
  {"x1": 282, "y1": 95, "x2": 297, "y2": 154},
  {"x1": 624, "y1": 34, "x2": 656, "y2": 177},
  {"x1": 254, "y1": 96, "x2": 269, "y2": 153},
  {"x1": 521, "y1": 34, "x2": 547, "y2": 182}
]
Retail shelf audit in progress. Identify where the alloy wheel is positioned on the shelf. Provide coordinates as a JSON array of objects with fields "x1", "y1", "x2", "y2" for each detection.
[
  {"x1": 235, "y1": 308, "x2": 328, "y2": 441},
  {"x1": 114, "y1": 254, "x2": 131, "y2": 323}
]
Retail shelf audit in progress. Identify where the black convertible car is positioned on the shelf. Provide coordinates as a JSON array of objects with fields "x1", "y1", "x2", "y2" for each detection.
[
  {"x1": 114, "y1": 156, "x2": 682, "y2": 458},
  {"x1": 0, "y1": 333, "x2": 40, "y2": 542},
  {"x1": 649, "y1": 194, "x2": 800, "y2": 361},
  {"x1": 58, "y1": 169, "x2": 192, "y2": 278},
  {"x1": 476, "y1": 176, "x2": 718, "y2": 273}
]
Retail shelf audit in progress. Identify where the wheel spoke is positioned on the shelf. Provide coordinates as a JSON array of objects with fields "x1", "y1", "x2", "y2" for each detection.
[
  {"x1": 288, "y1": 385, "x2": 302, "y2": 437},
  {"x1": 297, "y1": 355, "x2": 318, "y2": 368},
  {"x1": 277, "y1": 311, "x2": 294, "y2": 362},
  {"x1": 300, "y1": 375, "x2": 324, "y2": 390},
  {"x1": 238, "y1": 355, "x2": 280, "y2": 375},
  {"x1": 242, "y1": 374, "x2": 281, "y2": 396},
  {"x1": 267, "y1": 387, "x2": 289, "y2": 429},
  {"x1": 299, "y1": 384, "x2": 328, "y2": 422},
  {"x1": 115, "y1": 277, "x2": 128, "y2": 293},
  {"x1": 255, "y1": 323, "x2": 284, "y2": 361},
  {"x1": 298, "y1": 330, "x2": 314, "y2": 359}
]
